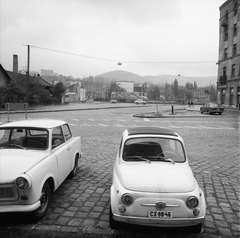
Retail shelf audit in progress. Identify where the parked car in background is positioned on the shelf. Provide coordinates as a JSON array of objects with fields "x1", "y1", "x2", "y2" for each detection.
[
  {"x1": 134, "y1": 99, "x2": 146, "y2": 105},
  {"x1": 0, "y1": 119, "x2": 81, "y2": 220},
  {"x1": 110, "y1": 127, "x2": 205, "y2": 233},
  {"x1": 200, "y1": 102, "x2": 224, "y2": 115},
  {"x1": 110, "y1": 99, "x2": 117, "y2": 103}
]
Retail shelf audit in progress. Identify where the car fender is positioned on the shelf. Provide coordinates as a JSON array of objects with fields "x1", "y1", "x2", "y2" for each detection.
[
  {"x1": 24, "y1": 153, "x2": 58, "y2": 203},
  {"x1": 67, "y1": 137, "x2": 81, "y2": 171}
]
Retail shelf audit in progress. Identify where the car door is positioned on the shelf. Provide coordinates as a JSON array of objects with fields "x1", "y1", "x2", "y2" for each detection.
[{"x1": 52, "y1": 126, "x2": 71, "y2": 186}]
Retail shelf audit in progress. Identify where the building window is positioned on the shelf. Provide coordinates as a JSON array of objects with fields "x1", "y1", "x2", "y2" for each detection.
[
  {"x1": 221, "y1": 89, "x2": 226, "y2": 104},
  {"x1": 224, "y1": 48, "x2": 228, "y2": 59},
  {"x1": 223, "y1": 67, "x2": 227, "y2": 76},
  {"x1": 225, "y1": 10, "x2": 228, "y2": 19},
  {"x1": 237, "y1": 87, "x2": 240, "y2": 107},
  {"x1": 234, "y1": 3, "x2": 238, "y2": 16},
  {"x1": 231, "y1": 64, "x2": 235, "y2": 77},
  {"x1": 233, "y1": 44, "x2": 237, "y2": 56},
  {"x1": 224, "y1": 26, "x2": 228, "y2": 41},
  {"x1": 233, "y1": 24, "x2": 237, "y2": 36},
  {"x1": 230, "y1": 88, "x2": 234, "y2": 105}
]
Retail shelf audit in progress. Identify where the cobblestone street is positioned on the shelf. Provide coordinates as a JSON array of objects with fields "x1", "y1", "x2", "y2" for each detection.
[{"x1": 0, "y1": 104, "x2": 239, "y2": 238}]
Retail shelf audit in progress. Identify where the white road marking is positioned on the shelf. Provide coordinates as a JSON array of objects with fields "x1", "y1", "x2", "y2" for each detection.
[{"x1": 98, "y1": 123, "x2": 109, "y2": 127}]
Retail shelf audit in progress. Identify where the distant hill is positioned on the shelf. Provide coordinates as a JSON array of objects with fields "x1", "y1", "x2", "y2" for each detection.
[
  {"x1": 96, "y1": 70, "x2": 145, "y2": 83},
  {"x1": 96, "y1": 70, "x2": 216, "y2": 87}
]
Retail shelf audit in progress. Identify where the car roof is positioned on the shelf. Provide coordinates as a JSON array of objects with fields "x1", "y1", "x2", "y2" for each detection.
[
  {"x1": 0, "y1": 119, "x2": 67, "y2": 129},
  {"x1": 126, "y1": 127, "x2": 178, "y2": 137}
]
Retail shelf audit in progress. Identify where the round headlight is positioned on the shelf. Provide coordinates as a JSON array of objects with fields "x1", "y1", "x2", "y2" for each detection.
[
  {"x1": 16, "y1": 175, "x2": 31, "y2": 190},
  {"x1": 121, "y1": 193, "x2": 133, "y2": 205},
  {"x1": 186, "y1": 196, "x2": 199, "y2": 208}
]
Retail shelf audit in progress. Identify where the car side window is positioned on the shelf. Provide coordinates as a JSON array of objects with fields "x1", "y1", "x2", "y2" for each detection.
[
  {"x1": 52, "y1": 126, "x2": 64, "y2": 148},
  {"x1": 11, "y1": 129, "x2": 26, "y2": 146},
  {"x1": 63, "y1": 124, "x2": 72, "y2": 141}
]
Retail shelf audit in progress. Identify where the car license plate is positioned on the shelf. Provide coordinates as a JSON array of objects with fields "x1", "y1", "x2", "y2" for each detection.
[{"x1": 148, "y1": 211, "x2": 172, "y2": 218}]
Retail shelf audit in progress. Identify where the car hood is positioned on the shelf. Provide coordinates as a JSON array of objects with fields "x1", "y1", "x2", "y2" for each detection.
[
  {"x1": 117, "y1": 163, "x2": 195, "y2": 193},
  {"x1": 0, "y1": 149, "x2": 49, "y2": 183}
]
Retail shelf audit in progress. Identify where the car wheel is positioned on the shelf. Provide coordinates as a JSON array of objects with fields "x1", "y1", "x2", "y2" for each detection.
[
  {"x1": 218, "y1": 112, "x2": 222, "y2": 115},
  {"x1": 208, "y1": 111, "x2": 212, "y2": 115},
  {"x1": 31, "y1": 183, "x2": 51, "y2": 221},
  {"x1": 189, "y1": 223, "x2": 202, "y2": 234},
  {"x1": 69, "y1": 155, "x2": 79, "y2": 178},
  {"x1": 109, "y1": 205, "x2": 123, "y2": 229},
  {"x1": 200, "y1": 110, "x2": 203, "y2": 114}
]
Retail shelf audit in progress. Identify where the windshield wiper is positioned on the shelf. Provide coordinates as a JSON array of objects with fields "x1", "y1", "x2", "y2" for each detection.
[
  {"x1": 148, "y1": 155, "x2": 175, "y2": 164},
  {"x1": 124, "y1": 155, "x2": 151, "y2": 163},
  {"x1": 7, "y1": 144, "x2": 27, "y2": 150}
]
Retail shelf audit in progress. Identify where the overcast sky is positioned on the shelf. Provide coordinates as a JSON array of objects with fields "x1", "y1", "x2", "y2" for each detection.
[{"x1": 0, "y1": 0, "x2": 226, "y2": 78}]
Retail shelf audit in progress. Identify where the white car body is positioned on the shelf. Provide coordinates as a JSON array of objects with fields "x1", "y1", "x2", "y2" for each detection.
[
  {"x1": 134, "y1": 99, "x2": 146, "y2": 105},
  {"x1": 0, "y1": 119, "x2": 81, "y2": 220},
  {"x1": 110, "y1": 127, "x2": 205, "y2": 233}
]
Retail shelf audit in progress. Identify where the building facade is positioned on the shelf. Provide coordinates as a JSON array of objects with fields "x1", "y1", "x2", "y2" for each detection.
[
  {"x1": 82, "y1": 80, "x2": 107, "y2": 99},
  {"x1": 217, "y1": 0, "x2": 240, "y2": 107},
  {"x1": 116, "y1": 81, "x2": 134, "y2": 93}
]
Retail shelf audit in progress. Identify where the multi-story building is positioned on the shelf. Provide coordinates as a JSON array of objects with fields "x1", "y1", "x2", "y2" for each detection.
[
  {"x1": 217, "y1": 0, "x2": 240, "y2": 108},
  {"x1": 40, "y1": 69, "x2": 54, "y2": 77},
  {"x1": 116, "y1": 81, "x2": 134, "y2": 93},
  {"x1": 82, "y1": 80, "x2": 107, "y2": 99}
]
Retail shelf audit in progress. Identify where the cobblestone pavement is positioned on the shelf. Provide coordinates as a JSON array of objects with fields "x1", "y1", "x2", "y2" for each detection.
[{"x1": 0, "y1": 104, "x2": 239, "y2": 238}]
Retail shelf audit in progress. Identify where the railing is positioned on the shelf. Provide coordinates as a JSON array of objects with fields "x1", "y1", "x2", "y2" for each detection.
[
  {"x1": 219, "y1": 75, "x2": 227, "y2": 84},
  {"x1": 221, "y1": 19, "x2": 228, "y2": 27}
]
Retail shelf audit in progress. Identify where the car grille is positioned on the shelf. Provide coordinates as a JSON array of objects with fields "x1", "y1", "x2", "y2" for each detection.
[{"x1": 0, "y1": 185, "x2": 18, "y2": 201}]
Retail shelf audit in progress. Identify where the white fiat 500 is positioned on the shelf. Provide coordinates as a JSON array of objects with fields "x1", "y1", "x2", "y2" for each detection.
[
  {"x1": 110, "y1": 127, "x2": 205, "y2": 233},
  {"x1": 0, "y1": 119, "x2": 81, "y2": 220}
]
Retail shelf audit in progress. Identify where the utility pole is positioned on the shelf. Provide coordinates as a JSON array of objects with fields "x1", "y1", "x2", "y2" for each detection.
[{"x1": 25, "y1": 45, "x2": 30, "y2": 103}]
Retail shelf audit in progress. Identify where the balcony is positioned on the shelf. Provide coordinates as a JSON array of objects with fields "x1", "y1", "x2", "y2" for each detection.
[
  {"x1": 221, "y1": 19, "x2": 228, "y2": 27},
  {"x1": 219, "y1": 75, "x2": 227, "y2": 84}
]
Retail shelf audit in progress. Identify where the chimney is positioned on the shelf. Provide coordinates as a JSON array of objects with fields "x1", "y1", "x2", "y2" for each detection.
[{"x1": 13, "y1": 55, "x2": 18, "y2": 73}]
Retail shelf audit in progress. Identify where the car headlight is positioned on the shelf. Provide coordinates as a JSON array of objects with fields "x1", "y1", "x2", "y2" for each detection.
[
  {"x1": 186, "y1": 196, "x2": 199, "y2": 208},
  {"x1": 121, "y1": 193, "x2": 133, "y2": 205},
  {"x1": 16, "y1": 175, "x2": 32, "y2": 190}
]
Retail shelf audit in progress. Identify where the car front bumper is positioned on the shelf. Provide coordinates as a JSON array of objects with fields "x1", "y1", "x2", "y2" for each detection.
[
  {"x1": 0, "y1": 201, "x2": 40, "y2": 213},
  {"x1": 113, "y1": 214, "x2": 205, "y2": 227}
]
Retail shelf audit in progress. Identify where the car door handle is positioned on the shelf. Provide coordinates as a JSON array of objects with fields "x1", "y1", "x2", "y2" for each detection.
[{"x1": 67, "y1": 147, "x2": 71, "y2": 151}]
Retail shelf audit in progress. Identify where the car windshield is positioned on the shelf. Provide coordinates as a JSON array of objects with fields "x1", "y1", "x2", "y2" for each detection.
[
  {"x1": 0, "y1": 128, "x2": 49, "y2": 150},
  {"x1": 123, "y1": 137, "x2": 185, "y2": 163}
]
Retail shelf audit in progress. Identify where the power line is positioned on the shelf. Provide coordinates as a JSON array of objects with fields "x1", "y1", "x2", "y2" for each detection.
[
  {"x1": 28, "y1": 45, "x2": 118, "y2": 63},
  {"x1": 24, "y1": 44, "x2": 216, "y2": 65}
]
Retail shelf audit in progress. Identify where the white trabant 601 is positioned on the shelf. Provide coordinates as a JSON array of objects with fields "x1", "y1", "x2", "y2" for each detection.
[
  {"x1": 0, "y1": 119, "x2": 81, "y2": 220},
  {"x1": 110, "y1": 127, "x2": 205, "y2": 233}
]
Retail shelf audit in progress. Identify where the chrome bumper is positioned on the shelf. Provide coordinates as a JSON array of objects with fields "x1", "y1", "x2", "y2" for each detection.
[
  {"x1": 114, "y1": 214, "x2": 205, "y2": 227},
  {"x1": 0, "y1": 201, "x2": 40, "y2": 213}
]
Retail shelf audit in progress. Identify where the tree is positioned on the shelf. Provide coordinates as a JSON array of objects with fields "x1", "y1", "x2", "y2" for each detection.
[
  {"x1": 194, "y1": 81, "x2": 198, "y2": 90},
  {"x1": 172, "y1": 79, "x2": 178, "y2": 100},
  {"x1": 0, "y1": 76, "x2": 50, "y2": 105},
  {"x1": 164, "y1": 82, "x2": 172, "y2": 100},
  {"x1": 51, "y1": 82, "x2": 66, "y2": 103},
  {"x1": 146, "y1": 84, "x2": 161, "y2": 100},
  {"x1": 107, "y1": 81, "x2": 125, "y2": 98}
]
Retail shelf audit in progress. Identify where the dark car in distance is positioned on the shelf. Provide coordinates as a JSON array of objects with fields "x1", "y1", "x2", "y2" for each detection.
[{"x1": 200, "y1": 102, "x2": 224, "y2": 115}]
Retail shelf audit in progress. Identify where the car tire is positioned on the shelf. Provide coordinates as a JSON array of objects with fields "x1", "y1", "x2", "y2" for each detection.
[
  {"x1": 200, "y1": 111, "x2": 203, "y2": 114},
  {"x1": 31, "y1": 183, "x2": 51, "y2": 221},
  {"x1": 218, "y1": 112, "x2": 222, "y2": 115},
  {"x1": 109, "y1": 205, "x2": 123, "y2": 229},
  {"x1": 69, "y1": 155, "x2": 79, "y2": 178},
  {"x1": 189, "y1": 223, "x2": 202, "y2": 234}
]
